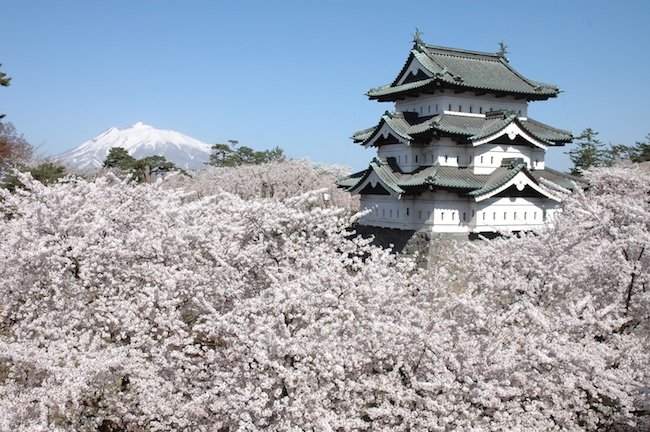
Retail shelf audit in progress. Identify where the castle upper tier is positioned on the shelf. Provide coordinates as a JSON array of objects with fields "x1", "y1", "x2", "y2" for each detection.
[{"x1": 338, "y1": 40, "x2": 579, "y2": 234}]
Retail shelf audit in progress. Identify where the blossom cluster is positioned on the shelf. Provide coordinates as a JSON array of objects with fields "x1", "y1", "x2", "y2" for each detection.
[
  {"x1": 0, "y1": 165, "x2": 647, "y2": 431},
  {"x1": 164, "y1": 159, "x2": 358, "y2": 212}
]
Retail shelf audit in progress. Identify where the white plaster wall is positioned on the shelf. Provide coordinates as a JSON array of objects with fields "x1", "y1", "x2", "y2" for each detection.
[
  {"x1": 359, "y1": 195, "x2": 413, "y2": 230},
  {"x1": 473, "y1": 196, "x2": 562, "y2": 232},
  {"x1": 359, "y1": 191, "x2": 563, "y2": 234},
  {"x1": 472, "y1": 143, "x2": 534, "y2": 174},
  {"x1": 360, "y1": 191, "x2": 473, "y2": 233},
  {"x1": 395, "y1": 90, "x2": 528, "y2": 117},
  {"x1": 427, "y1": 137, "x2": 472, "y2": 167},
  {"x1": 531, "y1": 148, "x2": 545, "y2": 170},
  {"x1": 377, "y1": 143, "x2": 430, "y2": 172}
]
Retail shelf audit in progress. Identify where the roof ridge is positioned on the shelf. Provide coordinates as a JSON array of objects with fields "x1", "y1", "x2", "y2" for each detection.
[{"x1": 422, "y1": 43, "x2": 500, "y2": 60}]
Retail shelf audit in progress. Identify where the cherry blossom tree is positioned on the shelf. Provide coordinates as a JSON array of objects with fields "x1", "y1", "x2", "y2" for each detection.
[
  {"x1": 425, "y1": 164, "x2": 650, "y2": 430},
  {"x1": 165, "y1": 159, "x2": 358, "y2": 213},
  {"x1": 0, "y1": 172, "x2": 427, "y2": 431},
  {"x1": 0, "y1": 164, "x2": 647, "y2": 431}
]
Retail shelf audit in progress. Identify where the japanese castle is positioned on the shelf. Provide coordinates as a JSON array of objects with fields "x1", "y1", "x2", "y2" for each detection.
[{"x1": 338, "y1": 38, "x2": 577, "y2": 234}]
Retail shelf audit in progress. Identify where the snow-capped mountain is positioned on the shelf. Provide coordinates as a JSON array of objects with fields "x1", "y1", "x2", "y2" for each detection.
[{"x1": 56, "y1": 122, "x2": 213, "y2": 171}]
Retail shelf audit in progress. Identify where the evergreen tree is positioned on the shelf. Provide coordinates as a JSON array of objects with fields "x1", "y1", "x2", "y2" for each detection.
[
  {"x1": 103, "y1": 147, "x2": 136, "y2": 171},
  {"x1": 631, "y1": 133, "x2": 650, "y2": 163},
  {"x1": 207, "y1": 141, "x2": 285, "y2": 167},
  {"x1": 0, "y1": 64, "x2": 11, "y2": 119},
  {"x1": 566, "y1": 128, "x2": 606, "y2": 175},
  {"x1": 102, "y1": 147, "x2": 183, "y2": 182},
  {"x1": 1, "y1": 162, "x2": 67, "y2": 192},
  {"x1": 135, "y1": 155, "x2": 185, "y2": 182}
]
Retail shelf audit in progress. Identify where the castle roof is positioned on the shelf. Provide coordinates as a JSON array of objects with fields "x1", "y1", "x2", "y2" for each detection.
[
  {"x1": 353, "y1": 110, "x2": 572, "y2": 147},
  {"x1": 367, "y1": 43, "x2": 560, "y2": 101},
  {"x1": 337, "y1": 157, "x2": 582, "y2": 200}
]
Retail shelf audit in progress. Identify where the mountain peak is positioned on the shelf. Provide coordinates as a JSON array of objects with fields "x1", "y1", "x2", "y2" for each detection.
[
  {"x1": 130, "y1": 122, "x2": 153, "y2": 129},
  {"x1": 56, "y1": 123, "x2": 213, "y2": 171}
]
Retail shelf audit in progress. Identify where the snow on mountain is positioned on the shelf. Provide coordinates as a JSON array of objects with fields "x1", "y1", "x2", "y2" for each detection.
[{"x1": 55, "y1": 122, "x2": 213, "y2": 171}]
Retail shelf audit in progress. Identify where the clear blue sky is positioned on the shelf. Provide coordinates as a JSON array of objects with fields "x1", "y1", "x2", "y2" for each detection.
[{"x1": 2, "y1": 0, "x2": 649, "y2": 172}]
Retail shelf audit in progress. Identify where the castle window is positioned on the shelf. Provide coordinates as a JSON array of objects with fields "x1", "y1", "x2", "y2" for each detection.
[
  {"x1": 492, "y1": 212, "x2": 496, "y2": 220},
  {"x1": 514, "y1": 211, "x2": 518, "y2": 220},
  {"x1": 479, "y1": 107, "x2": 483, "y2": 114},
  {"x1": 406, "y1": 207, "x2": 410, "y2": 216},
  {"x1": 441, "y1": 212, "x2": 445, "y2": 221},
  {"x1": 534, "y1": 211, "x2": 537, "y2": 220},
  {"x1": 458, "y1": 105, "x2": 462, "y2": 112},
  {"x1": 452, "y1": 212, "x2": 455, "y2": 221},
  {"x1": 463, "y1": 212, "x2": 466, "y2": 221},
  {"x1": 390, "y1": 209, "x2": 393, "y2": 218},
  {"x1": 491, "y1": 156, "x2": 494, "y2": 164},
  {"x1": 420, "y1": 106, "x2": 423, "y2": 114},
  {"x1": 418, "y1": 210, "x2": 422, "y2": 220},
  {"x1": 518, "y1": 110, "x2": 521, "y2": 115},
  {"x1": 480, "y1": 156, "x2": 484, "y2": 164},
  {"x1": 482, "y1": 212, "x2": 486, "y2": 221},
  {"x1": 428, "y1": 105, "x2": 431, "y2": 113},
  {"x1": 436, "y1": 104, "x2": 439, "y2": 112},
  {"x1": 444, "y1": 155, "x2": 448, "y2": 163},
  {"x1": 448, "y1": 103, "x2": 452, "y2": 110},
  {"x1": 382, "y1": 209, "x2": 385, "y2": 217},
  {"x1": 504, "y1": 211, "x2": 507, "y2": 220},
  {"x1": 472, "y1": 209, "x2": 475, "y2": 218},
  {"x1": 524, "y1": 211, "x2": 527, "y2": 220},
  {"x1": 469, "y1": 106, "x2": 473, "y2": 113},
  {"x1": 415, "y1": 155, "x2": 418, "y2": 163}
]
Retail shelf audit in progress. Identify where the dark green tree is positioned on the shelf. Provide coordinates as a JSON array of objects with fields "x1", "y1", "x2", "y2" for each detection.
[
  {"x1": 102, "y1": 147, "x2": 183, "y2": 182},
  {"x1": 1, "y1": 64, "x2": 11, "y2": 119},
  {"x1": 1, "y1": 162, "x2": 67, "y2": 192},
  {"x1": 630, "y1": 133, "x2": 650, "y2": 163},
  {"x1": 103, "y1": 147, "x2": 137, "y2": 171},
  {"x1": 135, "y1": 155, "x2": 185, "y2": 182},
  {"x1": 603, "y1": 143, "x2": 637, "y2": 166},
  {"x1": 598, "y1": 133, "x2": 650, "y2": 166},
  {"x1": 207, "y1": 141, "x2": 285, "y2": 167},
  {"x1": 566, "y1": 128, "x2": 606, "y2": 175}
]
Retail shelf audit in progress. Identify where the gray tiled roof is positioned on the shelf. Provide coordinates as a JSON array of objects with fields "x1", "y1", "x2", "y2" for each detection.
[
  {"x1": 338, "y1": 157, "x2": 582, "y2": 199},
  {"x1": 354, "y1": 110, "x2": 572, "y2": 146},
  {"x1": 368, "y1": 42, "x2": 560, "y2": 101}
]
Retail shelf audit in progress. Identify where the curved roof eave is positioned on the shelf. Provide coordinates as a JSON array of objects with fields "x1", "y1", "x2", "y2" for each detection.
[
  {"x1": 471, "y1": 169, "x2": 562, "y2": 202},
  {"x1": 471, "y1": 118, "x2": 551, "y2": 149},
  {"x1": 360, "y1": 115, "x2": 413, "y2": 148},
  {"x1": 347, "y1": 161, "x2": 404, "y2": 197}
]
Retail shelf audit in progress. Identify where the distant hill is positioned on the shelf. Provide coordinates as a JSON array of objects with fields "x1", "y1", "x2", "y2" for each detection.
[{"x1": 55, "y1": 122, "x2": 212, "y2": 171}]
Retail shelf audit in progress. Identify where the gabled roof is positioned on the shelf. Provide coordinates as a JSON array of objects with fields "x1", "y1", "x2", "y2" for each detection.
[
  {"x1": 337, "y1": 157, "x2": 581, "y2": 202},
  {"x1": 367, "y1": 42, "x2": 560, "y2": 101},
  {"x1": 468, "y1": 159, "x2": 562, "y2": 202},
  {"x1": 353, "y1": 110, "x2": 572, "y2": 147}
]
